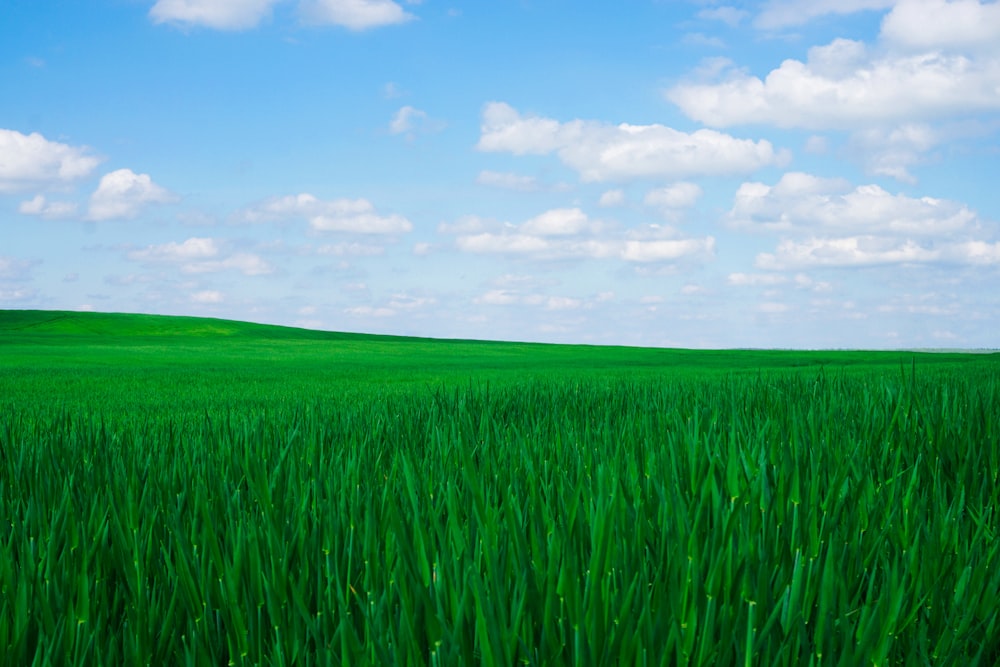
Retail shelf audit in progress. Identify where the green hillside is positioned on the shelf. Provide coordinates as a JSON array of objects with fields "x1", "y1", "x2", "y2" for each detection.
[
  {"x1": 1, "y1": 308, "x2": 995, "y2": 373},
  {"x1": 0, "y1": 309, "x2": 372, "y2": 341}
]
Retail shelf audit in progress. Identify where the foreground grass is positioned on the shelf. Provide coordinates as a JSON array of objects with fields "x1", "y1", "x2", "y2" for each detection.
[{"x1": 2, "y1": 311, "x2": 999, "y2": 665}]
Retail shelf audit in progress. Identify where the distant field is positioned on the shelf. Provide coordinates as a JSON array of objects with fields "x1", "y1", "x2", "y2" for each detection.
[
  {"x1": 1, "y1": 309, "x2": 991, "y2": 423},
  {"x1": 2, "y1": 309, "x2": 998, "y2": 665}
]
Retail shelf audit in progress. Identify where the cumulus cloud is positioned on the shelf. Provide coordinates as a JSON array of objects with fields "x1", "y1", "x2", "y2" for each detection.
[
  {"x1": 344, "y1": 292, "x2": 435, "y2": 319},
  {"x1": 129, "y1": 237, "x2": 219, "y2": 262},
  {"x1": 756, "y1": 237, "x2": 938, "y2": 269},
  {"x1": 447, "y1": 206, "x2": 715, "y2": 264},
  {"x1": 300, "y1": 0, "x2": 414, "y2": 30},
  {"x1": 476, "y1": 102, "x2": 786, "y2": 181},
  {"x1": 240, "y1": 193, "x2": 412, "y2": 234},
  {"x1": 0, "y1": 129, "x2": 101, "y2": 193},
  {"x1": 520, "y1": 208, "x2": 595, "y2": 236},
  {"x1": 881, "y1": 0, "x2": 1000, "y2": 52},
  {"x1": 474, "y1": 290, "x2": 583, "y2": 311},
  {"x1": 667, "y1": 40, "x2": 1000, "y2": 129},
  {"x1": 727, "y1": 171, "x2": 1000, "y2": 270},
  {"x1": 149, "y1": 0, "x2": 281, "y2": 29},
  {"x1": 727, "y1": 172, "x2": 978, "y2": 236},
  {"x1": 87, "y1": 169, "x2": 176, "y2": 221},
  {"x1": 18, "y1": 195, "x2": 79, "y2": 219},
  {"x1": 128, "y1": 237, "x2": 274, "y2": 275}
]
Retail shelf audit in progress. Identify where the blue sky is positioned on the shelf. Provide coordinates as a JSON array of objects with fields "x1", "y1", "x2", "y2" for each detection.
[{"x1": 2, "y1": 0, "x2": 999, "y2": 348}]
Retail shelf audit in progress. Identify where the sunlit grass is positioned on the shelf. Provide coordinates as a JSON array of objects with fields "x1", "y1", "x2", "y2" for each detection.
[{"x1": 2, "y1": 310, "x2": 998, "y2": 665}]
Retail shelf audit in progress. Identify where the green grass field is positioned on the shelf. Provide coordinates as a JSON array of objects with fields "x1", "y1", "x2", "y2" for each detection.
[{"x1": 2, "y1": 310, "x2": 998, "y2": 665}]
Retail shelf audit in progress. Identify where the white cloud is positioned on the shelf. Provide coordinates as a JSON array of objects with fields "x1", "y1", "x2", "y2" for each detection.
[
  {"x1": 620, "y1": 238, "x2": 717, "y2": 262},
  {"x1": 388, "y1": 105, "x2": 444, "y2": 136},
  {"x1": 87, "y1": 169, "x2": 176, "y2": 221},
  {"x1": 520, "y1": 208, "x2": 593, "y2": 236},
  {"x1": 311, "y1": 200, "x2": 411, "y2": 234},
  {"x1": 755, "y1": 236, "x2": 1000, "y2": 269},
  {"x1": 18, "y1": 195, "x2": 78, "y2": 219},
  {"x1": 644, "y1": 182, "x2": 702, "y2": 210},
  {"x1": 726, "y1": 172, "x2": 1000, "y2": 271},
  {"x1": 192, "y1": 253, "x2": 274, "y2": 275},
  {"x1": 447, "y1": 206, "x2": 714, "y2": 264},
  {"x1": 241, "y1": 193, "x2": 412, "y2": 234},
  {"x1": 386, "y1": 293, "x2": 435, "y2": 310},
  {"x1": 149, "y1": 0, "x2": 280, "y2": 30},
  {"x1": 849, "y1": 123, "x2": 937, "y2": 182},
  {"x1": 598, "y1": 189, "x2": 625, "y2": 207},
  {"x1": 728, "y1": 272, "x2": 788, "y2": 286},
  {"x1": 389, "y1": 106, "x2": 425, "y2": 134},
  {"x1": 191, "y1": 290, "x2": 224, "y2": 303},
  {"x1": 477, "y1": 102, "x2": 786, "y2": 181},
  {"x1": 300, "y1": 0, "x2": 414, "y2": 30},
  {"x1": 476, "y1": 170, "x2": 540, "y2": 192},
  {"x1": 754, "y1": 0, "x2": 895, "y2": 29},
  {"x1": 667, "y1": 41, "x2": 1000, "y2": 129},
  {"x1": 455, "y1": 232, "x2": 715, "y2": 263},
  {"x1": 881, "y1": 0, "x2": 1000, "y2": 52},
  {"x1": 128, "y1": 237, "x2": 273, "y2": 275},
  {"x1": 343, "y1": 293, "x2": 434, "y2": 319},
  {"x1": 794, "y1": 273, "x2": 834, "y2": 291},
  {"x1": 727, "y1": 172, "x2": 978, "y2": 236},
  {"x1": 756, "y1": 237, "x2": 938, "y2": 269},
  {"x1": 949, "y1": 240, "x2": 1000, "y2": 264},
  {"x1": 473, "y1": 289, "x2": 583, "y2": 311},
  {"x1": 129, "y1": 237, "x2": 219, "y2": 262},
  {"x1": 0, "y1": 129, "x2": 101, "y2": 193}
]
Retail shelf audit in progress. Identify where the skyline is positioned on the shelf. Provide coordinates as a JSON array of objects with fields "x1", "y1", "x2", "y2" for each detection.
[{"x1": 2, "y1": 0, "x2": 999, "y2": 348}]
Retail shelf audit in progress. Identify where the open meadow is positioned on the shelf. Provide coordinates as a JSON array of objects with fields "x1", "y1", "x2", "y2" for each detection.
[{"x1": 1, "y1": 310, "x2": 998, "y2": 665}]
